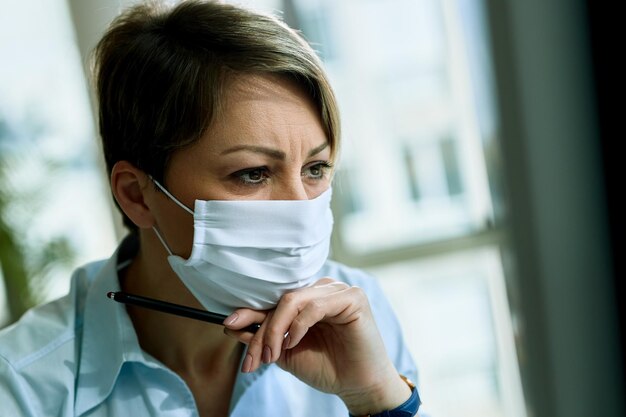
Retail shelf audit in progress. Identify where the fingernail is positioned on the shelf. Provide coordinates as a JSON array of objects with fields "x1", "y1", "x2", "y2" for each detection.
[
  {"x1": 242, "y1": 353, "x2": 252, "y2": 373},
  {"x1": 282, "y1": 334, "x2": 291, "y2": 350},
  {"x1": 224, "y1": 312, "x2": 238, "y2": 326},
  {"x1": 262, "y1": 345, "x2": 272, "y2": 364}
]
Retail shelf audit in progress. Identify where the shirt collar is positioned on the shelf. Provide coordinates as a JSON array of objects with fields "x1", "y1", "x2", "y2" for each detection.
[
  {"x1": 75, "y1": 234, "x2": 273, "y2": 415},
  {"x1": 75, "y1": 235, "x2": 155, "y2": 416}
]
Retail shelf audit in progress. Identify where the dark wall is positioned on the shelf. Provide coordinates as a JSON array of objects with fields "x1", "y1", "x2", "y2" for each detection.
[
  {"x1": 486, "y1": 0, "x2": 625, "y2": 415},
  {"x1": 585, "y1": 1, "x2": 625, "y2": 396}
]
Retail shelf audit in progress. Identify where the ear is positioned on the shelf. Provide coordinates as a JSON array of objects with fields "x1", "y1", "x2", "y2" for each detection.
[{"x1": 110, "y1": 161, "x2": 155, "y2": 229}]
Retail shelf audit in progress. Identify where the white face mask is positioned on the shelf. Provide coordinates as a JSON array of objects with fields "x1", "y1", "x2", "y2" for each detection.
[{"x1": 150, "y1": 178, "x2": 334, "y2": 315}]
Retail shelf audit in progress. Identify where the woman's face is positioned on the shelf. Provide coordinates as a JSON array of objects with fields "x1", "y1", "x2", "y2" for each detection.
[
  {"x1": 167, "y1": 73, "x2": 331, "y2": 203},
  {"x1": 149, "y1": 73, "x2": 332, "y2": 257}
]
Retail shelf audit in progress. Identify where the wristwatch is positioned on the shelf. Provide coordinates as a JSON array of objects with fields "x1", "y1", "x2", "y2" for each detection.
[{"x1": 349, "y1": 374, "x2": 421, "y2": 417}]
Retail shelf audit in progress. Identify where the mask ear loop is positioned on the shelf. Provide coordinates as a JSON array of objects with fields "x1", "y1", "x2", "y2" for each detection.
[
  {"x1": 147, "y1": 175, "x2": 194, "y2": 256},
  {"x1": 152, "y1": 226, "x2": 174, "y2": 256},
  {"x1": 148, "y1": 175, "x2": 195, "y2": 216}
]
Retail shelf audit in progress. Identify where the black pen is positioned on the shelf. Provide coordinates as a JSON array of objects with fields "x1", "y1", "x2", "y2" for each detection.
[{"x1": 107, "y1": 291, "x2": 260, "y2": 333}]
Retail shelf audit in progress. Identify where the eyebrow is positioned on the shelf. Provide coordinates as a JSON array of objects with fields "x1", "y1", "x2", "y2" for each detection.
[{"x1": 220, "y1": 142, "x2": 329, "y2": 159}]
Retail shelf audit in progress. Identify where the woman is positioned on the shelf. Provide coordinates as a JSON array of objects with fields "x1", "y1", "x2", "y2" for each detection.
[{"x1": 0, "y1": 1, "x2": 420, "y2": 416}]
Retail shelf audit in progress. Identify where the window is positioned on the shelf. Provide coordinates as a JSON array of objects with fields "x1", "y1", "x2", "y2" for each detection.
[{"x1": 1, "y1": 1, "x2": 528, "y2": 414}]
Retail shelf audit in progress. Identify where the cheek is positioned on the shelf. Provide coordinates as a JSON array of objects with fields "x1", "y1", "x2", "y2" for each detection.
[
  {"x1": 306, "y1": 181, "x2": 331, "y2": 199},
  {"x1": 154, "y1": 200, "x2": 195, "y2": 259}
]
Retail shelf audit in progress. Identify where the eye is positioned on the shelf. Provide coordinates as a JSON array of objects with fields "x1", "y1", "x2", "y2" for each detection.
[
  {"x1": 232, "y1": 167, "x2": 270, "y2": 185},
  {"x1": 302, "y1": 161, "x2": 333, "y2": 180}
]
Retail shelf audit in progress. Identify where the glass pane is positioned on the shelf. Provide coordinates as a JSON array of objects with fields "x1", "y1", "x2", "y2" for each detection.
[
  {"x1": 369, "y1": 247, "x2": 526, "y2": 417},
  {"x1": 287, "y1": 0, "x2": 495, "y2": 253}
]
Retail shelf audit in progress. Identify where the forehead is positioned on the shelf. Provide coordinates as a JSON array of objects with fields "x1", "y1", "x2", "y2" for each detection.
[
  {"x1": 220, "y1": 73, "x2": 318, "y2": 122},
  {"x1": 204, "y1": 73, "x2": 327, "y2": 150},
  {"x1": 225, "y1": 73, "x2": 310, "y2": 106}
]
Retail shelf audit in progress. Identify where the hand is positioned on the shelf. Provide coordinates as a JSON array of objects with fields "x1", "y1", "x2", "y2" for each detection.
[{"x1": 223, "y1": 278, "x2": 412, "y2": 415}]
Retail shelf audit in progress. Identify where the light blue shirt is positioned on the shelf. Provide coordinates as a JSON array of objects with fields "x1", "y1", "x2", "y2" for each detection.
[{"x1": 0, "y1": 236, "x2": 418, "y2": 416}]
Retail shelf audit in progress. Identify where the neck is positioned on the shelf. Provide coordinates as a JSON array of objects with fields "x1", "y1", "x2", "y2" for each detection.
[{"x1": 120, "y1": 231, "x2": 242, "y2": 376}]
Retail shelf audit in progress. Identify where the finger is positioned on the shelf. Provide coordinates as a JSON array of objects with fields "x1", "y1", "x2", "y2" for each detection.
[
  {"x1": 223, "y1": 327, "x2": 255, "y2": 344},
  {"x1": 264, "y1": 279, "x2": 351, "y2": 358},
  {"x1": 223, "y1": 308, "x2": 267, "y2": 331},
  {"x1": 314, "y1": 276, "x2": 336, "y2": 285},
  {"x1": 242, "y1": 310, "x2": 274, "y2": 373},
  {"x1": 286, "y1": 286, "x2": 365, "y2": 349}
]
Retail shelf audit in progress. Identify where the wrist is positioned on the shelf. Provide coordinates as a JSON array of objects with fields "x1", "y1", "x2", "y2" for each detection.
[
  {"x1": 348, "y1": 374, "x2": 419, "y2": 417},
  {"x1": 341, "y1": 372, "x2": 413, "y2": 416}
]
